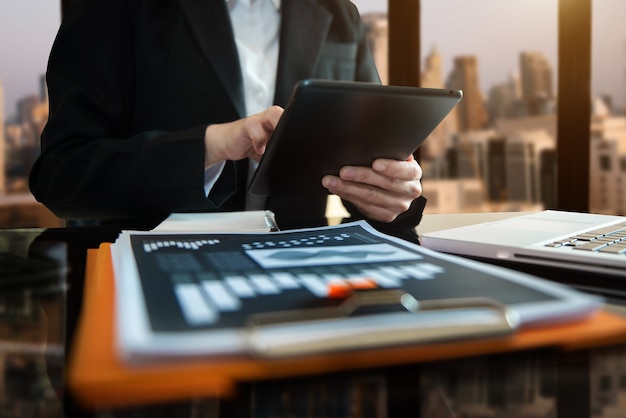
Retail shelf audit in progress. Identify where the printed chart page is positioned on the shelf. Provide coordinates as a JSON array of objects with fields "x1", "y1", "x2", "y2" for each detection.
[{"x1": 111, "y1": 221, "x2": 602, "y2": 362}]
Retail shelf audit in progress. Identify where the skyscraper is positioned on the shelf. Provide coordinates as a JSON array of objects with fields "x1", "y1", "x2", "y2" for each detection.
[
  {"x1": 519, "y1": 51, "x2": 554, "y2": 116},
  {"x1": 589, "y1": 116, "x2": 626, "y2": 215},
  {"x1": 447, "y1": 56, "x2": 487, "y2": 132},
  {"x1": 421, "y1": 45, "x2": 443, "y2": 89},
  {"x1": 506, "y1": 130, "x2": 554, "y2": 204},
  {"x1": 361, "y1": 13, "x2": 388, "y2": 85},
  {"x1": 0, "y1": 79, "x2": 5, "y2": 194},
  {"x1": 488, "y1": 71, "x2": 524, "y2": 120},
  {"x1": 39, "y1": 73, "x2": 48, "y2": 103},
  {"x1": 421, "y1": 45, "x2": 458, "y2": 159}
]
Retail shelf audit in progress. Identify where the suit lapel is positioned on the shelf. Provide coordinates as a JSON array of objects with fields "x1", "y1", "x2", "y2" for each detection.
[
  {"x1": 274, "y1": 0, "x2": 332, "y2": 105},
  {"x1": 178, "y1": 0, "x2": 246, "y2": 118},
  {"x1": 177, "y1": 0, "x2": 332, "y2": 113}
]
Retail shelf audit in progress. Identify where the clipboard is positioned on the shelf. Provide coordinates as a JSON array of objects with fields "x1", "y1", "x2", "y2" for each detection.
[
  {"x1": 109, "y1": 221, "x2": 604, "y2": 361},
  {"x1": 67, "y1": 241, "x2": 626, "y2": 409}
]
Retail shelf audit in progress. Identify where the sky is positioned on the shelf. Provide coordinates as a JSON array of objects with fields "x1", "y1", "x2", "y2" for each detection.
[
  {"x1": 0, "y1": 1, "x2": 61, "y2": 119},
  {"x1": 1, "y1": 0, "x2": 625, "y2": 119},
  {"x1": 353, "y1": 0, "x2": 626, "y2": 110}
]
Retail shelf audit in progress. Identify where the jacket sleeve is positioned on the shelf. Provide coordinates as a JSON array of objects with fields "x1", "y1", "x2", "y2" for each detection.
[{"x1": 28, "y1": 0, "x2": 235, "y2": 221}]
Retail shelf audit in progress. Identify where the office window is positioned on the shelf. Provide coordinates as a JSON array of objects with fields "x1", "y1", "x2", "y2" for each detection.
[
  {"x1": 0, "y1": 1, "x2": 62, "y2": 228},
  {"x1": 599, "y1": 155, "x2": 612, "y2": 171},
  {"x1": 591, "y1": 1, "x2": 626, "y2": 216},
  {"x1": 2, "y1": 1, "x2": 619, "y2": 225},
  {"x1": 591, "y1": 1, "x2": 626, "y2": 117},
  {"x1": 418, "y1": 0, "x2": 557, "y2": 214},
  {"x1": 355, "y1": 1, "x2": 625, "y2": 216},
  {"x1": 354, "y1": 0, "x2": 560, "y2": 214}
]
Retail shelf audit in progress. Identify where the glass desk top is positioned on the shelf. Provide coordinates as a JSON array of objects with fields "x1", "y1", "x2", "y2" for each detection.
[
  {"x1": 2, "y1": 225, "x2": 626, "y2": 418},
  {"x1": 0, "y1": 226, "x2": 122, "y2": 418}
]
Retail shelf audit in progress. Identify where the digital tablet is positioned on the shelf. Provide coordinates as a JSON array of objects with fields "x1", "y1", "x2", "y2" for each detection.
[{"x1": 248, "y1": 79, "x2": 462, "y2": 196}]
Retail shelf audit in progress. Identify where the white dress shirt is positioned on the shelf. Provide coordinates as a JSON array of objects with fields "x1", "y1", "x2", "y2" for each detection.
[{"x1": 204, "y1": 0, "x2": 281, "y2": 209}]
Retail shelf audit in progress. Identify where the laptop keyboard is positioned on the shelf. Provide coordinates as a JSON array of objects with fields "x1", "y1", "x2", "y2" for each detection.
[{"x1": 545, "y1": 222, "x2": 626, "y2": 255}]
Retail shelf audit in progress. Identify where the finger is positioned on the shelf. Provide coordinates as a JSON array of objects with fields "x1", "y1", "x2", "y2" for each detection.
[
  {"x1": 264, "y1": 105, "x2": 284, "y2": 129},
  {"x1": 372, "y1": 158, "x2": 422, "y2": 181},
  {"x1": 254, "y1": 106, "x2": 284, "y2": 140},
  {"x1": 245, "y1": 119, "x2": 270, "y2": 155},
  {"x1": 353, "y1": 203, "x2": 400, "y2": 223},
  {"x1": 322, "y1": 175, "x2": 411, "y2": 215},
  {"x1": 339, "y1": 166, "x2": 421, "y2": 197},
  {"x1": 247, "y1": 106, "x2": 284, "y2": 154}
]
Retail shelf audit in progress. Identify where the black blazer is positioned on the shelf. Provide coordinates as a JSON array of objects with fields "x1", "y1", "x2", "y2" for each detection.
[{"x1": 30, "y1": 0, "x2": 426, "y2": 235}]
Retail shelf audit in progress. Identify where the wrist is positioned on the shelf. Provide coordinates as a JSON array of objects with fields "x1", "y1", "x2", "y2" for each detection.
[{"x1": 204, "y1": 124, "x2": 226, "y2": 168}]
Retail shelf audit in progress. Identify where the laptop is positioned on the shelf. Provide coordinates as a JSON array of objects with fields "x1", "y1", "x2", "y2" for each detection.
[{"x1": 420, "y1": 210, "x2": 626, "y2": 278}]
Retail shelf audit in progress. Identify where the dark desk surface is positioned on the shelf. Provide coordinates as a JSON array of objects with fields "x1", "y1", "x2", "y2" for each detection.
[{"x1": 2, "y1": 225, "x2": 626, "y2": 418}]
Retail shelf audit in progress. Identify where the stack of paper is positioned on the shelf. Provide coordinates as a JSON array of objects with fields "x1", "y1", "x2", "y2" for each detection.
[{"x1": 151, "y1": 210, "x2": 278, "y2": 232}]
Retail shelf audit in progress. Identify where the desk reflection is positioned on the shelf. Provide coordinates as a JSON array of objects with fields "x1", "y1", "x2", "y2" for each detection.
[{"x1": 0, "y1": 226, "x2": 625, "y2": 418}]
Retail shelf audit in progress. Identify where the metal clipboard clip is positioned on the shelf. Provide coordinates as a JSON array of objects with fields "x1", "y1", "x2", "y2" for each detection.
[{"x1": 245, "y1": 290, "x2": 521, "y2": 358}]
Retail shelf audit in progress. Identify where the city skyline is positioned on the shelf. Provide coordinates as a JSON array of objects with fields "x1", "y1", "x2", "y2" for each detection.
[
  {"x1": 1, "y1": 1, "x2": 625, "y2": 223},
  {"x1": 1, "y1": 1, "x2": 626, "y2": 117},
  {"x1": 354, "y1": 0, "x2": 626, "y2": 112},
  {"x1": 0, "y1": 0, "x2": 60, "y2": 119}
]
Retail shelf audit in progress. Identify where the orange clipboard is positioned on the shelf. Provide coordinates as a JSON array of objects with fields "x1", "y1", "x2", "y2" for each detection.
[{"x1": 67, "y1": 243, "x2": 626, "y2": 409}]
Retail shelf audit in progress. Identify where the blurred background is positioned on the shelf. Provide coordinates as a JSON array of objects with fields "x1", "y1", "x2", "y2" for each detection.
[{"x1": 1, "y1": 0, "x2": 625, "y2": 228}]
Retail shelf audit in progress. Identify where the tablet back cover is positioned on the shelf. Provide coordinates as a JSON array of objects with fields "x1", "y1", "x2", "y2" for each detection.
[{"x1": 249, "y1": 80, "x2": 462, "y2": 196}]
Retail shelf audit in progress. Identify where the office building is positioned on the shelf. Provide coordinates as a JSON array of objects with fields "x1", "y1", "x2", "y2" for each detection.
[
  {"x1": 488, "y1": 83, "x2": 516, "y2": 121},
  {"x1": 591, "y1": 348, "x2": 626, "y2": 418},
  {"x1": 422, "y1": 178, "x2": 486, "y2": 214},
  {"x1": 428, "y1": 130, "x2": 494, "y2": 200},
  {"x1": 505, "y1": 130, "x2": 554, "y2": 205},
  {"x1": 446, "y1": 56, "x2": 488, "y2": 132},
  {"x1": 0, "y1": 80, "x2": 5, "y2": 194},
  {"x1": 421, "y1": 45, "x2": 459, "y2": 160},
  {"x1": 441, "y1": 130, "x2": 501, "y2": 183},
  {"x1": 421, "y1": 45, "x2": 443, "y2": 89},
  {"x1": 0, "y1": 76, "x2": 58, "y2": 226},
  {"x1": 539, "y1": 149, "x2": 557, "y2": 210},
  {"x1": 454, "y1": 131, "x2": 490, "y2": 180},
  {"x1": 488, "y1": 71, "x2": 525, "y2": 121},
  {"x1": 592, "y1": 95, "x2": 613, "y2": 118},
  {"x1": 589, "y1": 115, "x2": 626, "y2": 216},
  {"x1": 361, "y1": 13, "x2": 388, "y2": 85},
  {"x1": 5, "y1": 92, "x2": 47, "y2": 192},
  {"x1": 433, "y1": 128, "x2": 552, "y2": 213},
  {"x1": 519, "y1": 51, "x2": 554, "y2": 116},
  {"x1": 39, "y1": 73, "x2": 48, "y2": 103},
  {"x1": 17, "y1": 94, "x2": 39, "y2": 126},
  {"x1": 590, "y1": 137, "x2": 625, "y2": 216},
  {"x1": 493, "y1": 115, "x2": 557, "y2": 142},
  {"x1": 486, "y1": 137, "x2": 507, "y2": 202}
]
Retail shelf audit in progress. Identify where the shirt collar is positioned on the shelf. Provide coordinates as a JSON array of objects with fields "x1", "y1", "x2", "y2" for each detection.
[{"x1": 226, "y1": 0, "x2": 281, "y2": 11}]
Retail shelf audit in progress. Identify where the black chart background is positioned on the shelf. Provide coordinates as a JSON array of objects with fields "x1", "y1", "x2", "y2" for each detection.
[{"x1": 129, "y1": 224, "x2": 555, "y2": 333}]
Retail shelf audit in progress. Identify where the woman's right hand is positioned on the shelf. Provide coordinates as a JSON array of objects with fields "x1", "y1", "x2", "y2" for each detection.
[{"x1": 203, "y1": 105, "x2": 284, "y2": 168}]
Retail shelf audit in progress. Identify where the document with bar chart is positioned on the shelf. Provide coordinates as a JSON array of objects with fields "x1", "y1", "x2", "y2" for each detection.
[{"x1": 110, "y1": 221, "x2": 602, "y2": 362}]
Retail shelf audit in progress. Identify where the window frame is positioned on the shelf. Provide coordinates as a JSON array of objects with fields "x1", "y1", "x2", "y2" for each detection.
[
  {"x1": 388, "y1": 0, "x2": 592, "y2": 212},
  {"x1": 60, "y1": 0, "x2": 593, "y2": 212}
]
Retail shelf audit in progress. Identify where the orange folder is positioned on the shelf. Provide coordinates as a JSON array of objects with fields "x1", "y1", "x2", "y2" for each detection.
[{"x1": 67, "y1": 243, "x2": 626, "y2": 409}]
